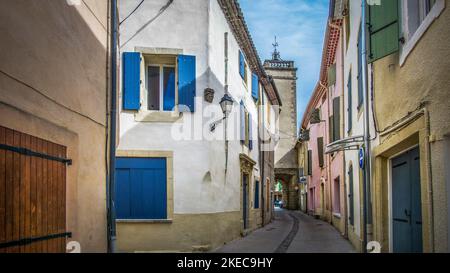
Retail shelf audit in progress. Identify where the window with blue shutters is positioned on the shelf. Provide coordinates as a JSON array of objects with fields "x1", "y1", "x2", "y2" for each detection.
[
  {"x1": 123, "y1": 52, "x2": 141, "y2": 110},
  {"x1": 251, "y1": 73, "x2": 259, "y2": 101},
  {"x1": 177, "y1": 55, "x2": 196, "y2": 112},
  {"x1": 127, "y1": 53, "x2": 195, "y2": 113},
  {"x1": 240, "y1": 101, "x2": 246, "y2": 144},
  {"x1": 254, "y1": 181, "x2": 260, "y2": 209},
  {"x1": 115, "y1": 158, "x2": 167, "y2": 220},
  {"x1": 239, "y1": 51, "x2": 245, "y2": 79},
  {"x1": 239, "y1": 50, "x2": 248, "y2": 86},
  {"x1": 240, "y1": 101, "x2": 253, "y2": 149}
]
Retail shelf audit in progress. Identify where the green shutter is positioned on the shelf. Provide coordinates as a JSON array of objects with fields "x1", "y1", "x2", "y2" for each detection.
[
  {"x1": 368, "y1": 0, "x2": 399, "y2": 63},
  {"x1": 307, "y1": 150, "x2": 312, "y2": 175},
  {"x1": 327, "y1": 64, "x2": 336, "y2": 86},
  {"x1": 318, "y1": 137, "x2": 324, "y2": 168},
  {"x1": 329, "y1": 116, "x2": 334, "y2": 143},
  {"x1": 333, "y1": 97, "x2": 341, "y2": 141}
]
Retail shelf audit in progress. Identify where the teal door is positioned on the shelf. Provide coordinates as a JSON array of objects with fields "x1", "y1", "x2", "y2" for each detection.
[
  {"x1": 243, "y1": 174, "x2": 248, "y2": 229},
  {"x1": 392, "y1": 147, "x2": 422, "y2": 253}
]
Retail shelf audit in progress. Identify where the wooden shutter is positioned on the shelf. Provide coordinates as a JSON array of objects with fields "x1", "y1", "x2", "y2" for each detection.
[
  {"x1": 254, "y1": 181, "x2": 260, "y2": 209},
  {"x1": 368, "y1": 0, "x2": 399, "y2": 63},
  {"x1": 348, "y1": 165, "x2": 354, "y2": 225},
  {"x1": 357, "y1": 28, "x2": 364, "y2": 108},
  {"x1": 347, "y1": 74, "x2": 352, "y2": 133},
  {"x1": 307, "y1": 150, "x2": 312, "y2": 175},
  {"x1": 177, "y1": 55, "x2": 196, "y2": 112},
  {"x1": 329, "y1": 116, "x2": 334, "y2": 143},
  {"x1": 317, "y1": 137, "x2": 324, "y2": 168},
  {"x1": 0, "y1": 126, "x2": 69, "y2": 253},
  {"x1": 327, "y1": 64, "x2": 336, "y2": 86},
  {"x1": 333, "y1": 97, "x2": 341, "y2": 141},
  {"x1": 251, "y1": 73, "x2": 259, "y2": 101},
  {"x1": 239, "y1": 51, "x2": 245, "y2": 80},
  {"x1": 123, "y1": 52, "x2": 141, "y2": 110},
  {"x1": 115, "y1": 158, "x2": 167, "y2": 220}
]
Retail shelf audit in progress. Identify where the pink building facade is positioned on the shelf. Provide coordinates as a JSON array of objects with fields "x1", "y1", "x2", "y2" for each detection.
[{"x1": 300, "y1": 10, "x2": 346, "y2": 235}]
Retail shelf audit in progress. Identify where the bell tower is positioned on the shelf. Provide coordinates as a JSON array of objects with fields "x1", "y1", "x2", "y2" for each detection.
[{"x1": 264, "y1": 37, "x2": 298, "y2": 210}]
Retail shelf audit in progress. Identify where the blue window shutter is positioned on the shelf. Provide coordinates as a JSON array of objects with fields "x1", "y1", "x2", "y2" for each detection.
[
  {"x1": 254, "y1": 181, "x2": 260, "y2": 209},
  {"x1": 177, "y1": 55, "x2": 196, "y2": 112},
  {"x1": 248, "y1": 113, "x2": 253, "y2": 150},
  {"x1": 116, "y1": 169, "x2": 131, "y2": 219},
  {"x1": 239, "y1": 51, "x2": 245, "y2": 80},
  {"x1": 251, "y1": 73, "x2": 259, "y2": 101},
  {"x1": 163, "y1": 68, "x2": 176, "y2": 111},
  {"x1": 122, "y1": 52, "x2": 140, "y2": 110},
  {"x1": 240, "y1": 101, "x2": 245, "y2": 144},
  {"x1": 115, "y1": 158, "x2": 167, "y2": 220}
]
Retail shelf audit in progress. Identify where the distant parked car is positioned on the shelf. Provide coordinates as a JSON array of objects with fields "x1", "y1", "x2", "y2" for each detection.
[
  {"x1": 274, "y1": 200, "x2": 284, "y2": 208},
  {"x1": 274, "y1": 200, "x2": 280, "y2": 207}
]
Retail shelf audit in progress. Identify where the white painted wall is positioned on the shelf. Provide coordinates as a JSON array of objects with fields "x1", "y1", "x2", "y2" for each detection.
[
  {"x1": 118, "y1": 0, "x2": 260, "y2": 214},
  {"x1": 343, "y1": 0, "x2": 363, "y2": 237}
]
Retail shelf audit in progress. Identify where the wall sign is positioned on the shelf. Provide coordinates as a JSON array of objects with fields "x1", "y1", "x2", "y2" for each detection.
[{"x1": 359, "y1": 147, "x2": 365, "y2": 169}]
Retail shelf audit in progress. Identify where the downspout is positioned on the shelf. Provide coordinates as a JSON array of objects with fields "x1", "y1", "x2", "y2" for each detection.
[
  {"x1": 423, "y1": 108, "x2": 435, "y2": 252},
  {"x1": 340, "y1": 25, "x2": 348, "y2": 238},
  {"x1": 327, "y1": 85, "x2": 333, "y2": 224},
  {"x1": 361, "y1": 0, "x2": 371, "y2": 253},
  {"x1": 107, "y1": 0, "x2": 118, "y2": 253},
  {"x1": 260, "y1": 90, "x2": 265, "y2": 226}
]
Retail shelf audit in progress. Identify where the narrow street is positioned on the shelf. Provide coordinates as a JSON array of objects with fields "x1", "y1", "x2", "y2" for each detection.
[{"x1": 214, "y1": 209, "x2": 356, "y2": 253}]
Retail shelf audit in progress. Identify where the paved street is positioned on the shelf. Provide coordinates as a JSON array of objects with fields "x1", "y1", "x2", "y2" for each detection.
[{"x1": 214, "y1": 209, "x2": 356, "y2": 253}]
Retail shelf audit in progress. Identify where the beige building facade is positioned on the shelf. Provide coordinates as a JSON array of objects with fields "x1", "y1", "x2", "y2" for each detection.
[
  {"x1": 0, "y1": 0, "x2": 111, "y2": 252},
  {"x1": 369, "y1": 0, "x2": 450, "y2": 253}
]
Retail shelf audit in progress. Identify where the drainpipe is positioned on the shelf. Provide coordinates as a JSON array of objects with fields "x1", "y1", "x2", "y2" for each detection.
[
  {"x1": 260, "y1": 92, "x2": 265, "y2": 226},
  {"x1": 361, "y1": 0, "x2": 371, "y2": 253},
  {"x1": 327, "y1": 83, "x2": 333, "y2": 224},
  {"x1": 107, "y1": 0, "x2": 118, "y2": 253},
  {"x1": 339, "y1": 23, "x2": 348, "y2": 238},
  {"x1": 423, "y1": 108, "x2": 435, "y2": 252}
]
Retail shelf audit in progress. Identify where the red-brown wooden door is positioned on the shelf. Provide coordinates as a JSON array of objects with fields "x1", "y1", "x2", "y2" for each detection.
[{"x1": 0, "y1": 125, "x2": 69, "y2": 253}]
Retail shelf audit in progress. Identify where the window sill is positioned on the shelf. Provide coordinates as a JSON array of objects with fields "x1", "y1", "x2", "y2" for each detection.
[
  {"x1": 134, "y1": 110, "x2": 182, "y2": 123},
  {"x1": 116, "y1": 219, "x2": 173, "y2": 224},
  {"x1": 400, "y1": 0, "x2": 445, "y2": 66}
]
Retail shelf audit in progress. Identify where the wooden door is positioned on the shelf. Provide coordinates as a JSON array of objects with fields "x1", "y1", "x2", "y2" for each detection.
[
  {"x1": 392, "y1": 147, "x2": 422, "y2": 253},
  {"x1": 0, "y1": 126, "x2": 70, "y2": 253}
]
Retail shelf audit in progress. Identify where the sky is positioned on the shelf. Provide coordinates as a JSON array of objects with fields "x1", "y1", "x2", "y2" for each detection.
[{"x1": 239, "y1": 0, "x2": 329, "y2": 128}]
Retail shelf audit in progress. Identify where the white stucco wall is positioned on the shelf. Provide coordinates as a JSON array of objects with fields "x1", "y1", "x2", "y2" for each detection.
[
  {"x1": 343, "y1": 0, "x2": 363, "y2": 237},
  {"x1": 117, "y1": 0, "x2": 260, "y2": 215}
]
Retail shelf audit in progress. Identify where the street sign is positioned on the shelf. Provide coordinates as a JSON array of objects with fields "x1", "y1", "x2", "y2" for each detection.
[{"x1": 359, "y1": 147, "x2": 365, "y2": 169}]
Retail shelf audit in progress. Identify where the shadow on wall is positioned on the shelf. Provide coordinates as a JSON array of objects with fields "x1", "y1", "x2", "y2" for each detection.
[
  {"x1": 0, "y1": 0, "x2": 108, "y2": 125},
  {"x1": 0, "y1": 0, "x2": 110, "y2": 252},
  {"x1": 119, "y1": 67, "x2": 256, "y2": 145}
]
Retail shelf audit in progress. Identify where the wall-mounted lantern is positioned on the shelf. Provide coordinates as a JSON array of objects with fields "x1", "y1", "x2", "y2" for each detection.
[{"x1": 210, "y1": 93, "x2": 234, "y2": 132}]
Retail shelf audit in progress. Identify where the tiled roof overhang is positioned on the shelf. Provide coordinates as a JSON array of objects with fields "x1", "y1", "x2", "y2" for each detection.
[
  {"x1": 301, "y1": 15, "x2": 343, "y2": 129},
  {"x1": 218, "y1": 0, "x2": 282, "y2": 106}
]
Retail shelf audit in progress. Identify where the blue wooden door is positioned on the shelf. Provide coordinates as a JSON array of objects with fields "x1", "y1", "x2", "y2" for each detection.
[
  {"x1": 392, "y1": 147, "x2": 422, "y2": 253},
  {"x1": 115, "y1": 158, "x2": 167, "y2": 220},
  {"x1": 243, "y1": 174, "x2": 248, "y2": 229}
]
